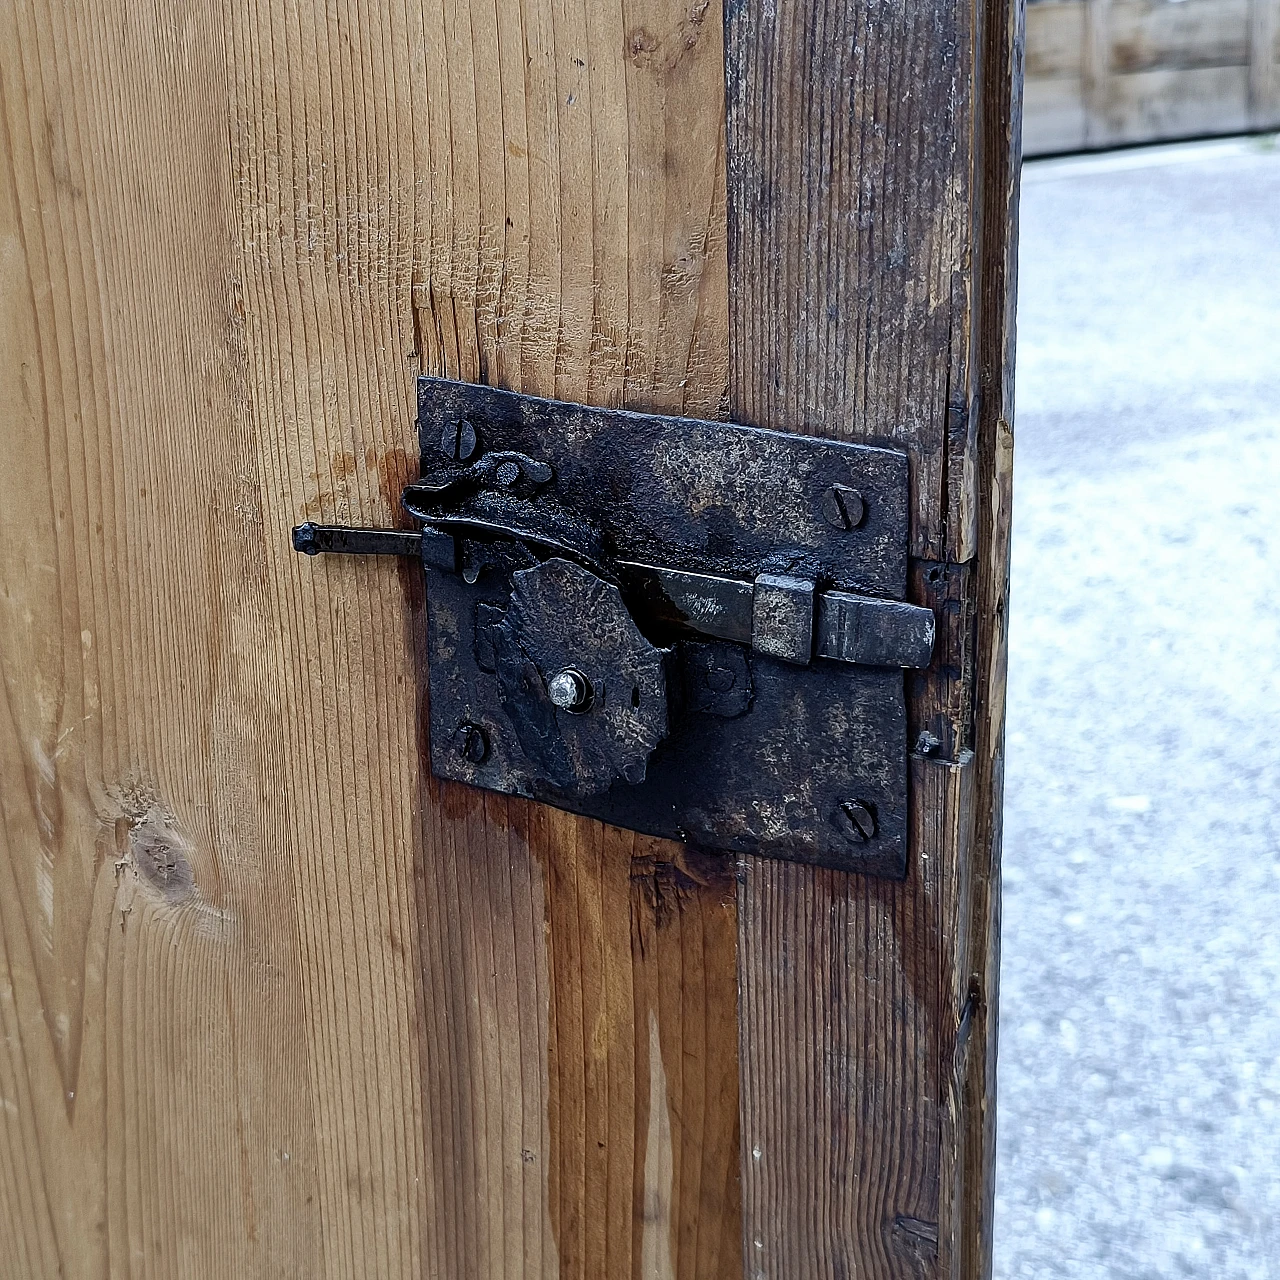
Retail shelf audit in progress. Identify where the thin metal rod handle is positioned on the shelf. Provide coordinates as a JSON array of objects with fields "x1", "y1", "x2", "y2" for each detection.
[{"x1": 292, "y1": 522, "x2": 423, "y2": 558}]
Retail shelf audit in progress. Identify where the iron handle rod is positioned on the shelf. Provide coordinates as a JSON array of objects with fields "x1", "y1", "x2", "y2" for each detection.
[{"x1": 292, "y1": 522, "x2": 423, "y2": 558}]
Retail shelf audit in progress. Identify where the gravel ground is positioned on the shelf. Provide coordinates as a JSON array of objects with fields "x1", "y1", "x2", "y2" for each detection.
[{"x1": 994, "y1": 136, "x2": 1280, "y2": 1279}]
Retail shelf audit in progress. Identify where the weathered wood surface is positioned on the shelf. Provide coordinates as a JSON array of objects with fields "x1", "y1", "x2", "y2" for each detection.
[
  {"x1": 0, "y1": 0, "x2": 1016, "y2": 1275},
  {"x1": 724, "y1": 0, "x2": 1019, "y2": 1275},
  {"x1": 0, "y1": 0, "x2": 740, "y2": 1275},
  {"x1": 1024, "y1": 0, "x2": 1280, "y2": 154}
]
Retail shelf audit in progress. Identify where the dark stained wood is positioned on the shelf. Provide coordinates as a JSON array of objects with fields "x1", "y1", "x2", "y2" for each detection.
[
  {"x1": 724, "y1": 0, "x2": 974, "y2": 564},
  {"x1": 961, "y1": 0, "x2": 1023, "y2": 1262},
  {"x1": 725, "y1": 0, "x2": 1020, "y2": 1274}
]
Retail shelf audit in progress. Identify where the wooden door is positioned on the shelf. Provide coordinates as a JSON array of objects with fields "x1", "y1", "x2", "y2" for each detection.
[{"x1": 0, "y1": 0, "x2": 1020, "y2": 1276}]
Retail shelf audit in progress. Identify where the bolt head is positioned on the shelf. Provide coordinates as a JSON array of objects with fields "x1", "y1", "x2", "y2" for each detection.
[
  {"x1": 703, "y1": 662, "x2": 737, "y2": 693},
  {"x1": 547, "y1": 668, "x2": 592, "y2": 713},
  {"x1": 293, "y1": 523, "x2": 320, "y2": 555},
  {"x1": 821, "y1": 484, "x2": 866, "y2": 531},
  {"x1": 837, "y1": 799, "x2": 876, "y2": 842},
  {"x1": 494, "y1": 459, "x2": 522, "y2": 488},
  {"x1": 452, "y1": 721, "x2": 489, "y2": 764}
]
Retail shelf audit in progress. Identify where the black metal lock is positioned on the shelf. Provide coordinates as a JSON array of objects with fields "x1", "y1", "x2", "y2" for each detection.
[{"x1": 294, "y1": 377, "x2": 935, "y2": 877}]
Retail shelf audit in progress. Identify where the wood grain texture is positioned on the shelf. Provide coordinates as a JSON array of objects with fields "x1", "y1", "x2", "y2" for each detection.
[
  {"x1": 1025, "y1": 1, "x2": 1087, "y2": 77},
  {"x1": 725, "y1": 0, "x2": 969, "y2": 565},
  {"x1": 735, "y1": 756, "x2": 976, "y2": 1278},
  {"x1": 724, "y1": 0, "x2": 1018, "y2": 1274},
  {"x1": 962, "y1": 0, "x2": 1022, "y2": 1263},
  {"x1": 1110, "y1": 0, "x2": 1250, "y2": 73},
  {"x1": 0, "y1": 0, "x2": 739, "y2": 1275},
  {"x1": 413, "y1": 5, "x2": 739, "y2": 1276}
]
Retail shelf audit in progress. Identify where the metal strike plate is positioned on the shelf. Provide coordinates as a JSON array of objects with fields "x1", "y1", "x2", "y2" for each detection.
[{"x1": 293, "y1": 376, "x2": 936, "y2": 878}]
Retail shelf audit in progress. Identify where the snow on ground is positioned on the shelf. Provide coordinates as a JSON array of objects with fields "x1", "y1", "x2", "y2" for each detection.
[{"x1": 995, "y1": 136, "x2": 1280, "y2": 1279}]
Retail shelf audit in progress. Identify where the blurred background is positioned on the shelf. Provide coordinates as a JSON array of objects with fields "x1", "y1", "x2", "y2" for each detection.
[
  {"x1": 1022, "y1": 0, "x2": 1280, "y2": 155},
  {"x1": 996, "y1": 42, "x2": 1280, "y2": 1279}
]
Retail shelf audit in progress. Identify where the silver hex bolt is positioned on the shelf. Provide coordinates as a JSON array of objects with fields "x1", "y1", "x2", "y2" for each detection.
[{"x1": 547, "y1": 668, "x2": 592, "y2": 714}]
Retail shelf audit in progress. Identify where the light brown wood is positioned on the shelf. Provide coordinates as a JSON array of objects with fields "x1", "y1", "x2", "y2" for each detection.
[
  {"x1": 1084, "y1": 0, "x2": 1116, "y2": 143},
  {"x1": 412, "y1": 5, "x2": 740, "y2": 1276},
  {"x1": 1110, "y1": 0, "x2": 1250, "y2": 73},
  {"x1": 1025, "y1": 1, "x2": 1087, "y2": 78},
  {"x1": 1102, "y1": 63, "x2": 1252, "y2": 136},
  {"x1": 0, "y1": 0, "x2": 740, "y2": 1275}
]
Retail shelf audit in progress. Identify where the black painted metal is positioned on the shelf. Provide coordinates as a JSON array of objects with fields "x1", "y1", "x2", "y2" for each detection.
[
  {"x1": 293, "y1": 523, "x2": 423, "y2": 558},
  {"x1": 409, "y1": 377, "x2": 910, "y2": 596},
  {"x1": 290, "y1": 376, "x2": 936, "y2": 877}
]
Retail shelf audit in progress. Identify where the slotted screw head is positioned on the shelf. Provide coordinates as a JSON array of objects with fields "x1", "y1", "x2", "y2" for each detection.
[
  {"x1": 838, "y1": 799, "x2": 876, "y2": 842},
  {"x1": 441, "y1": 417, "x2": 478, "y2": 461},
  {"x1": 452, "y1": 721, "x2": 489, "y2": 764},
  {"x1": 548, "y1": 668, "x2": 592, "y2": 713},
  {"x1": 821, "y1": 484, "x2": 866, "y2": 531}
]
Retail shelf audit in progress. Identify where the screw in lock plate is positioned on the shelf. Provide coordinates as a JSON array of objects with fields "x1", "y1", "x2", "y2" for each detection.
[
  {"x1": 703, "y1": 662, "x2": 737, "y2": 693},
  {"x1": 442, "y1": 417, "x2": 478, "y2": 462},
  {"x1": 547, "y1": 668, "x2": 592, "y2": 714},
  {"x1": 821, "y1": 484, "x2": 866, "y2": 531},
  {"x1": 837, "y1": 799, "x2": 877, "y2": 842},
  {"x1": 452, "y1": 721, "x2": 489, "y2": 764}
]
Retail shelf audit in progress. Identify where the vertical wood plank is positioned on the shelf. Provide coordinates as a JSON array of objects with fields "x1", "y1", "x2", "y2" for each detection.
[
  {"x1": 1084, "y1": 0, "x2": 1116, "y2": 144},
  {"x1": 725, "y1": 0, "x2": 1019, "y2": 1274},
  {"x1": 725, "y1": 0, "x2": 968, "y2": 562},
  {"x1": 961, "y1": 0, "x2": 1022, "y2": 1261},
  {"x1": 0, "y1": 0, "x2": 739, "y2": 1275},
  {"x1": 1250, "y1": 0, "x2": 1280, "y2": 122},
  {"x1": 414, "y1": 4, "x2": 738, "y2": 1276}
]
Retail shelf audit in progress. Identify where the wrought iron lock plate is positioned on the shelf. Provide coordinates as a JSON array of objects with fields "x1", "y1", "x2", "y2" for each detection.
[{"x1": 294, "y1": 377, "x2": 935, "y2": 878}]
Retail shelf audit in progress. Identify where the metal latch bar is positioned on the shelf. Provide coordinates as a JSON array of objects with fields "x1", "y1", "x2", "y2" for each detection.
[
  {"x1": 293, "y1": 523, "x2": 423, "y2": 558},
  {"x1": 619, "y1": 562, "x2": 934, "y2": 669},
  {"x1": 293, "y1": 525, "x2": 935, "y2": 672}
]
